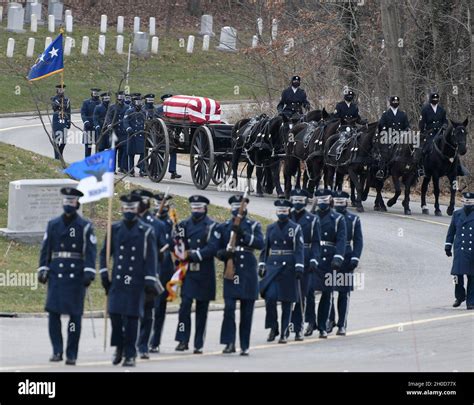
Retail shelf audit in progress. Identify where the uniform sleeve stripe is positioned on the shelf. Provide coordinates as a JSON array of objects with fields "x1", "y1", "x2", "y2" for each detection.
[
  {"x1": 445, "y1": 243, "x2": 452, "y2": 246},
  {"x1": 295, "y1": 263, "x2": 304, "y2": 268},
  {"x1": 310, "y1": 259, "x2": 318, "y2": 264},
  {"x1": 37, "y1": 266, "x2": 50, "y2": 272},
  {"x1": 334, "y1": 255, "x2": 344, "y2": 260},
  {"x1": 160, "y1": 244, "x2": 170, "y2": 253},
  {"x1": 249, "y1": 234, "x2": 254, "y2": 246},
  {"x1": 99, "y1": 268, "x2": 108, "y2": 274},
  {"x1": 258, "y1": 262, "x2": 265, "y2": 266},
  {"x1": 84, "y1": 268, "x2": 96, "y2": 273},
  {"x1": 145, "y1": 276, "x2": 157, "y2": 281},
  {"x1": 351, "y1": 257, "x2": 360, "y2": 262},
  {"x1": 196, "y1": 249, "x2": 203, "y2": 261}
]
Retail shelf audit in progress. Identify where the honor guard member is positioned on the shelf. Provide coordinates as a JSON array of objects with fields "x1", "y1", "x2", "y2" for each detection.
[
  {"x1": 327, "y1": 191, "x2": 363, "y2": 335},
  {"x1": 131, "y1": 190, "x2": 166, "y2": 359},
  {"x1": 259, "y1": 199, "x2": 304, "y2": 343},
  {"x1": 51, "y1": 84, "x2": 71, "y2": 160},
  {"x1": 124, "y1": 93, "x2": 132, "y2": 107},
  {"x1": 289, "y1": 189, "x2": 321, "y2": 341},
  {"x1": 100, "y1": 194, "x2": 159, "y2": 367},
  {"x1": 144, "y1": 94, "x2": 158, "y2": 120},
  {"x1": 81, "y1": 88, "x2": 101, "y2": 157},
  {"x1": 313, "y1": 189, "x2": 347, "y2": 338},
  {"x1": 445, "y1": 192, "x2": 474, "y2": 310},
  {"x1": 215, "y1": 195, "x2": 265, "y2": 355},
  {"x1": 277, "y1": 75, "x2": 311, "y2": 118},
  {"x1": 333, "y1": 90, "x2": 365, "y2": 124},
  {"x1": 150, "y1": 193, "x2": 175, "y2": 353},
  {"x1": 124, "y1": 93, "x2": 147, "y2": 177},
  {"x1": 106, "y1": 91, "x2": 129, "y2": 173},
  {"x1": 93, "y1": 92, "x2": 112, "y2": 152},
  {"x1": 37, "y1": 187, "x2": 97, "y2": 365},
  {"x1": 419, "y1": 92, "x2": 447, "y2": 137},
  {"x1": 156, "y1": 94, "x2": 182, "y2": 179},
  {"x1": 174, "y1": 195, "x2": 219, "y2": 354}
]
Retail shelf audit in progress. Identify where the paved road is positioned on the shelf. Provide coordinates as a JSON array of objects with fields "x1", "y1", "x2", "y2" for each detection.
[{"x1": 0, "y1": 111, "x2": 472, "y2": 372}]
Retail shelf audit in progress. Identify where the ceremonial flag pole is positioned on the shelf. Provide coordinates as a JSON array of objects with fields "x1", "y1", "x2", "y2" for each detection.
[{"x1": 59, "y1": 27, "x2": 65, "y2": 121}]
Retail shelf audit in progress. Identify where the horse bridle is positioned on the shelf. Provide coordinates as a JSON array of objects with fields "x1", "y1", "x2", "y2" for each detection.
[{"x1": 433, "y1": 125, "x2": 463, "y2": 163}]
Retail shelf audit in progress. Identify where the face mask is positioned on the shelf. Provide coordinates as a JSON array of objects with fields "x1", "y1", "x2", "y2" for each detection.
[
  {"x1": 293, "y1": 203, "x2": 306, "y2": 212},
  {"x1": 318, "y1": 203, "x2": 330, "y2": 211},
  {"x1": 63, "y1": 205, "x2": 77, "y2": 215},
  {"x1": 292, "y1": 82, "x2": 300, "y2": 88},
  {"x1": 335, "y1": 206, "x2": 346, "y2": 214},
  {"x1": 390, "y1": 102, "x2": 399, "y2": 108},
  {"x1": 344, "y1": 95, "x2": 353, "y2": 102},
  {"x1": 123, "y1": 212, "x2": 137, "y2": 222},
  {"x1": 191, "y1": 211, "x2": 206, "y2": 221},
  {"x1": 103, "y1": 101, "x2": 110, "y2": 107},
  {"x1": 277, "y1": 213, "x2": 289, "y2": 221},
  {"x1": 464, "y1": 205, "x2": 474, "y2": 215},
  {"x1": 431, "y1": 99, "x2": 439, "y2": 105}
]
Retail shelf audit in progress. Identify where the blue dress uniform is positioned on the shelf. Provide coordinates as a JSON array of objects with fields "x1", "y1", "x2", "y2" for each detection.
[
  {"x1": 215, "y1": 195, "x2": 265, "y2": 355},
  {"x1": 51, "y1": 85, "x2": 71, "y2": 160},
  {"x1": 123, "y1": 94, "x2": 146, "y2": 176},
  {"x1": 150, "y1": 193, "x2": 175, "y2": 352},
  {"x1": 289, "y1": 189, "x2": 321, "y2": 340},
  {"x1": 37, "y1": 188, "x2": 97, "y2": 364},
  {"x1": 100, "y1": 195, "x2": 159, "y2": 367},
  {"x1": 259, "y1": 199, "x2": 305, "y2": 343},
  {"x1": 175, "y1": 196, "x2": 219, "y2": 353},
  {"x1": 93, "y1": 93, "x2": 111, "y2": 152},
  {"x1": 419, "y1": 93, "x2": 448, "y2": 135},
  {"x1": 378, "y1": 97, "x2": 410, "y2": 133},
  {"x1": 313, "y1": 189, "x2": 347, "y2": 338},
  {"x1": 81, "y1": 89, "x2": 101, "y2": 157},
  {"x1": 105, "y1": 92, "x2": 129, "y2": 172},
  {"x1": 276, "y1": 76, "x2": 310, "y2": 117},
  {"x1": 445, "y1": 193, "x2": 474, "y2": 310},
  {"x1": 328, "y1": 191, "x2": 363, "y2": 335}
]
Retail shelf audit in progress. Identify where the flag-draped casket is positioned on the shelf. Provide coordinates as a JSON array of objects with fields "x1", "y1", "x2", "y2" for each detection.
[{"x1": 163, "y1": 95, "x2": 221, "y2": 124}]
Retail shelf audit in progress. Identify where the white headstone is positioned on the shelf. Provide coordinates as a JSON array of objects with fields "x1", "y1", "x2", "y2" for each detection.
[
  {"x1": 149, "y1": 17, "x2": 156, "y2": 36},
  {"x1": 202, "y1": 34, "x2": 210, "y2": 51},
  {"x1": 64, "y1": 36, "x2": 73, "y2": 55},
  {"x1": 271, "y1": 19, "x2": 278, "y2": 41},
  {"x1": 116, "y1": 35, "x2": 124, "y2": 54},
  {"x1": 217, "y1": 26, "x2": 237, "y2": 52},
  {"x1": 81, "y1": 36, "x2": 89, "y2": 55},
  {"x1": 151, "y1": 36, "x2": 159, "y2": 54},
  {"x1": 186, "y1": 35, "x2": 195, "y2": 53},
  {"x1": 45, "y1": 36, "x2": 52, "y2": 49},
  {"x1": 199, "y1": 14, "x2": 214, "y2": 36},
  {"x1": 26, "y1": 37, "x2": 35, "y2": 57},
  {"x1": 98, "y1": 34, "x2": 106, "y2": 55},
  {"x1": 133, "y1": 31, "x2": 149, "y2": 56},
  {"x1": 65, "y1": 9, "x2": 71, "y2": 17},
  {"x1": 25, "y1": 1, "x2": 42, "y2": 24},
  {"x1": 252, "y1": 35, "x2": 258, "y2": 48},
  {"x1": 133, "y1": 16, "x2": 140, "y2": 33},
  {"x1": 49, "y1": 0, "x2": 63, "y2": 23},
  {"x1": 31, "y1": 13, "x2": 38, "y2": 32},
  {"x1": 257, "y1": 17, "x2": 263, "y2": 36},
  {"x1": 48, "y1": 14, "x2": 54, "y2": 32},
  {"x1": 0, "y1": 6, "x2": 3, "y2": 23},
  {"x1": 6, "y1": 38, "x2": 15, "y2": 58},
  {"x1": 65, "y1": 14, "x2": 73, "y2": 32},
  {"x1": 100, "y1": 14, "x2": 107, "y2": 33},
  {"x1": 117, "y1": 16, "x2": 124, "y2": 34},
  {"x1": 7, "y1": 3, "x2": 25, "y2": 33}
]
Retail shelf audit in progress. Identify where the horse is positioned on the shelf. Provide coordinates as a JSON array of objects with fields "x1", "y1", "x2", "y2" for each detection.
[
  {"x1": 420, "y1": 118, "x2": 468, "y2": 216},
  {"x1": 324, "y1": 121, "x2": 378, "y2": 212}
]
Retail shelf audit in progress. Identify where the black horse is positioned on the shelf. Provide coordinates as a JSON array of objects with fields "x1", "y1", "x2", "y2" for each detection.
[{"x1": 420, "y1": 119, "x2": 468, "y2": 216}]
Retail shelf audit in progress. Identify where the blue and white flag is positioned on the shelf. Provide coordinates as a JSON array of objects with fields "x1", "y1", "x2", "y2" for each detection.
[
  {"x1": 28, "y1": 33, "x2": 64, "y2": 82},
  {"x1": 64, "y1": 150, "x2": 115, "y2": 203}
]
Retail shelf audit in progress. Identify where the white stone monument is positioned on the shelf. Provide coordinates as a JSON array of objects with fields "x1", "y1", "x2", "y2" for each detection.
[
  {"x1": 25, "y1": 1, "x2": 42, "y2": 24},
  {"x1": 31, "y1": 13, "x2": 38, "y2": 32},
  {"x1": 199, "y1": 14, "x2": 214, "y2": 36},
  {"x1": 98, "y1": 35, "x2": 106, "y2": 55},
  {"x1": 202, "y1": 34, "x2": 210, "y2": 51},
  {"x1": 133, "y1": 31, "x2": 149, "y2": 56},
  {"x1": 187, "y1": 35, "x2": 195, "y2": 53},
  {"x1": 133, "y1": 16, "x2": 140, "y2": 33},
  {"x1": 216, "y1": 26, "x2": 237, "y2": 52},
  {"x1": 7, "y1": 3, "x2": 25, "y2": 33},
  {"x1": 252, "y1": 35, "x2": 258, "y2": 48},
  {"x1": 117, "y1": 16, "x2": 124, "y2": 34},
  {"x1": 116, "y1": 35, "x2": 124, "y2": 54},
  {"x1": 0, "y1": 179, "x2": 79, "y2": 243},
  {"x1": 65, "y1": 14, "x2": 73, "y2": 32},
  {"x1": 64, "y1": 36, "x2": 73, "y2": 55},
  {"x1": 271, "y1": 19, "x2": 278, "y2": 41},
  {"x1": 45, "y1": 36, "x2": 52, "y2": 49},
  {"x1": 48, "y1": 14, "x2": 54, "y2": 32},
  {"x1": 149, "y1": 17, "x2": 156, "y2": 36},
  {"x1": 257, "y1": 17, "x2": 263, "y2": 36},
  {"x1": 0, "y1": 6, "x2": 3, "y2": 24},
  {"x1": 26, "y1": 37, "x2": 35, "y2": 57},
  {"x1": 100, "y1": 14, "x2": 107, "y2": 33},
  {"x1": 81, "y1": 36, "x2": 89, "y2": 55},
  {"x1": 48, "y1": 0, "x2": 63, "y2": 23},
  {"x1": 151, "y1": 36, "x2": 159, "y2": 54},
  {"x1": 6, "y1": 38, "x2": 15, "y2": 58}
]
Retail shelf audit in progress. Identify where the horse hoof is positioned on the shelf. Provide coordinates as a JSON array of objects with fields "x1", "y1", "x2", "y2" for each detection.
[
  {"x1": 447, "y1": 207, "x2": 454, "y2": 216},
  {"x1": 380, "y1": 205, "x2": 387, "y2": 212},
  {"x1": 422, "y1": 209, "x2": 429, "y2": 215},
  {"x1": 374, "y1": 206, "x2": 380, "y2": 212},
  {"x1": 435, "y1": 210, "x2": 442, "y2": 217},
  {"x1": 404, "y1": 209, "x2": 412, "y2": 216},
  {"x1": 357, "y1": 206, "x2": 364, "y2": 213},
  {"x1": 387, "y1": 199, "x2": 396, "y2": 208}
]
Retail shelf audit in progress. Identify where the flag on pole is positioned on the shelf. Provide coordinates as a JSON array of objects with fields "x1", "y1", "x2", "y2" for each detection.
[
  {"x1": 28, "y1": 33, "x2": 64, "y2": 81},
  {"x1": 63, "y1": 150, "x2": 115, "y2": 204}
]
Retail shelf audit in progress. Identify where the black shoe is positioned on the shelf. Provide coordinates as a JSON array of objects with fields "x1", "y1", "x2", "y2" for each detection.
[
  {"x1": 170, "y1": 172, "x2": 182, "y2": 179},
  {"x1": 319, "y1": 330, "x2": 328, "y2": 339},
  {"x1": 140, "y1": 352, "x2": 150, "y2": 360},
  {"x1": 304, "y1": 324, "x2": 315, "y2": 337},
  {"x1": 112, "y1": 348, "x2": 123, "y2": 365},
  {"x1": 240, "y1": 349, "x2": 250, "y2": 356},
  {"x1": 295, "y1": 331, "x2": 304, "y2": 341},
  {"x1": 278, "y1": 337, "x2": 287, "y2": 344},
  {"x1": 453, "y1": 299, "x2": 464, "y2": 308},
  {"x1": 122, "y1": 357, "x2": 136, "y2": 367},
  {"x1": 175, "y1": 342, "x2": 189, "y2": 351},
  {"x1": 336, "y1": 327, "x2": 346, "y2": 336},
  {"x1": 194, "y1": 348, "x2": 203, "y2": 354},
  {"x1": 222, "y1": 343, "x2": 236, "y2": 354},
  {"x1": 326, "y1": 320, "x2": 335, "y2": 334},
  {"x1": 149, "y1": 346, "x2": 160, "y2": 353},
  {"x1": 49, "y1": 353, "x2": 63, "y2": 362},
  {"x1": 65, "y1": 358, "x2": 76, "y2": 366},
  {"x1": 267, "y1": 328, "x2": 279, "y2": 342}
]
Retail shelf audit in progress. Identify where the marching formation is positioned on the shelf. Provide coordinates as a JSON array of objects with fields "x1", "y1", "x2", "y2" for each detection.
[{"x1": 37, "y1": 186, "x2": 365, "y2": 367}]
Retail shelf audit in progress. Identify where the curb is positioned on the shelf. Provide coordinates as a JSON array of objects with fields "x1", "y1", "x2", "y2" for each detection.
[{"x1": 0, "y1": 299, "x2": 266, "y2": 319}]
